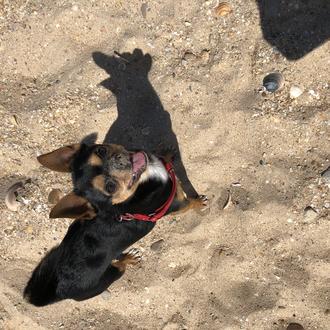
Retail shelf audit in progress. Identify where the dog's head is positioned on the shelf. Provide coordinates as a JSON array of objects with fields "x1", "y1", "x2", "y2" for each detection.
[{"x1": 38, "y1": 138, "x2": 169, "y2": 219}]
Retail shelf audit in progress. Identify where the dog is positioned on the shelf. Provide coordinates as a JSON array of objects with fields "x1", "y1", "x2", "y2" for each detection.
[{"x1": 24, "y1": 137, "x2": 207, "y2": 306}]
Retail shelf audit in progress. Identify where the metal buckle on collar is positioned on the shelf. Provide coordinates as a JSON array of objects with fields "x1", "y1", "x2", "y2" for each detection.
[{"x1": 119, "y1": 214, "x2": 133, "y2": 222}]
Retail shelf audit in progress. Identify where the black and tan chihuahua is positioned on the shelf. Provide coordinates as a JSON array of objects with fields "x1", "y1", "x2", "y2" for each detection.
[{"x1": 24, "y1": 137, "x2": 207, "y2": 306}]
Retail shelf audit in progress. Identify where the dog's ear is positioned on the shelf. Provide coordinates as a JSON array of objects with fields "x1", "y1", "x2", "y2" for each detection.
[
  {"x1": 37, "y1": 144, "x2": 81, "y2": 172},
  {"x1": 50, "y1": 192, "x2": 96, "y2": 219}
]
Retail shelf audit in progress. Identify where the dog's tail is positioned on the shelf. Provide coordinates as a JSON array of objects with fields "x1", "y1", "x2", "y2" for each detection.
[{"x1": 24, "y1": 246, "x2": 60, "y2": 307}]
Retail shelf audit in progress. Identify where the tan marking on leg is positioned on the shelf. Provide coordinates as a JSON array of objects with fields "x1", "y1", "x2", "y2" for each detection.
[{"x1": 175, "y1": 180, "x2": 187, "y2": 202}]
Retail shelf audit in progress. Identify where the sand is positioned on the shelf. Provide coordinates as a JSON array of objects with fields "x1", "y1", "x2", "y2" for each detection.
[{"x1": 0, "y1": 0, "x2": 329, "y2": 329}]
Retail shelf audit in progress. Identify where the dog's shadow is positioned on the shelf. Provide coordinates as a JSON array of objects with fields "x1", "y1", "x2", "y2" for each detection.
[{"x1": 92, "y1": 48, "x2": 197, "y2": 197}]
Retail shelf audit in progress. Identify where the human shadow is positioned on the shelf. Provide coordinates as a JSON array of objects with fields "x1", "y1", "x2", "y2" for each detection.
[
  {"x1": 257, "y1": 0, "x2": 330, "y2": 60},
  {"x1": 92, "y1": 48, "x2": 198, "y2": 198}
]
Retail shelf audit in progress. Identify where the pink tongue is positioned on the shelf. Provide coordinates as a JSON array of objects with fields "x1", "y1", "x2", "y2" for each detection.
[{"x1": 132, "y1": 152, "x2": 145, "y2": 172}]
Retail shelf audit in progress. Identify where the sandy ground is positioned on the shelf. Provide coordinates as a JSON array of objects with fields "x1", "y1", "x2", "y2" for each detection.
[{"x1": 0, "y1": 1, "x2": 329, "y2": 329}]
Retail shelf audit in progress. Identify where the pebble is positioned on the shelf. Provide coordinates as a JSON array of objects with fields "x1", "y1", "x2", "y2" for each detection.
[
  {"x1": 140, "y1": 3, "x2": 148, "y2": 19},
  {"x1": 290, "y1": 85, "x2": 303, "y2": 98},
  {"x1": 303, "y1": 206, "x2": 318, "y2": 222},
  {"x1": 200, "y1": 50, "x2": 210, "y2": 65},
  {"x1": 25, "y1": 226, "x2": 33, "y2": 234},
  {"x1": 308, "y1": 89, "x2": 320, "y2": 99},
  {"x1": 150, "y1": 239, "x2": 164, "y2": 251}
]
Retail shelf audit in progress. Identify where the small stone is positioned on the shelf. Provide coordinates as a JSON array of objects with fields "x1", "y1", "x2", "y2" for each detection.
[
  {"x1": 141, "y1": 3, "x2": 148, "y2": 19},
  {"x1": 321, "y1": 167, "x2": 330, "y2": 184},
  {"x1": 150, "y1": 239, "x2": 164, "y2": 251},
  {"x1": 308, "y1": 89, "x2": 320, "y2": 99},
  {"x1": 48, "y1": 189, "x2": 63, "y2": 204},
  {"x1": 200, "y1": 50, "x2": 210, "y2": 65},
  {"x1": 101, "y1": 290, "x2": 111, "y2": 300},
  {"x1": 25, "y1": 226, "x2": 33, "y2": 234},
  {"x1": 303, "y1": 206, "x2": 318, "y2": 221},
  {"x1": 286, "y1": 323, "x2": 304, "y2": 330},
  {"x1": 290, "y1": 86, "x2": 303, "y2": 98},
  {"x1": 71, "y1": 4, "x2": 79, "y2": 11}
]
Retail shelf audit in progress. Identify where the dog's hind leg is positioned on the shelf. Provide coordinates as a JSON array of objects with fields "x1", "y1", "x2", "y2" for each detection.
[
  {"x1": 170, "y1": 181, "x2": 209, "y2": 215},
  {"x1": 74, "y1": 249, "x2": 142, "y2": 300}
]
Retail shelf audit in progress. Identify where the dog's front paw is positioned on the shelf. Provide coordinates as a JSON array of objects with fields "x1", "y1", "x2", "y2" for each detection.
[
  {"x1": 196, "y1": 194, "x2": 210, "y2": 215},
  {"x1": 124, "y1": 248, "x2": 142, "y2": 265},
  {"x1": 198, "y1": 195, "x2": 208, "y2": 206}
]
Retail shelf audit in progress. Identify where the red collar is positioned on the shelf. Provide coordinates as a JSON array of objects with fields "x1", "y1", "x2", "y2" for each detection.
[{"x1": 119, "y1": 160, "x2": 177, "y2": 223}]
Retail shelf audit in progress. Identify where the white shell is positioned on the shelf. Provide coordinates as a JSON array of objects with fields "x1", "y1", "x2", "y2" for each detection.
[
  {"x1": 5, "y1": 182, "x2": 24, "y2": 211},
  {"x1": 290, "y1": 85, "x2": 303, "y2": 98}
]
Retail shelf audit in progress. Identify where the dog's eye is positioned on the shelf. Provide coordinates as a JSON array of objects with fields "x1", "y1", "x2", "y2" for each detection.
[
  {"x1": 105, "y1": 180, "x2": 116, "y2": 194},
  {"x1": 95, "y1": 146, "x2": 107, "y2": 159}
]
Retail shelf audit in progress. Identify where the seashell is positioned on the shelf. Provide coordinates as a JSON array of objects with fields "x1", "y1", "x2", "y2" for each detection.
[
  {"x1": 48, "y1": 188, "x2": 63, "y2": 204},
  {"x1": 286, "y1": 323, "x2": 304, "y2": 330},
  {"x1": 303, "y1": 206, "x2": 318, "y2": 222},
  {"x1": 321, "y1": 166, "x2": 330, "y2": 183},
  {"x1": 217, "y1": 188, "x2": 231, "y2": 210},
  {"x1": 263, "y1": 72, "x2": 284, "y2": 92},
  {"x1": 290, "y1": 85, "x2": 303, "y2": 98},
  {"x1": 5, "y1": 181, "x2": 24, "y2": 211},
  {"x1": 214, "y1": 2, "x2": 232, "y2": 17}
]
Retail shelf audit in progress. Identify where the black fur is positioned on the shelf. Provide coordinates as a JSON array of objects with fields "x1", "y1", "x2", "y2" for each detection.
[
  {"x1": 24, "y1": 211, "x2": 155, "y2": 305},
  {"x1": 24, "y1": 144, "x2": 177, "y2": 306}
]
